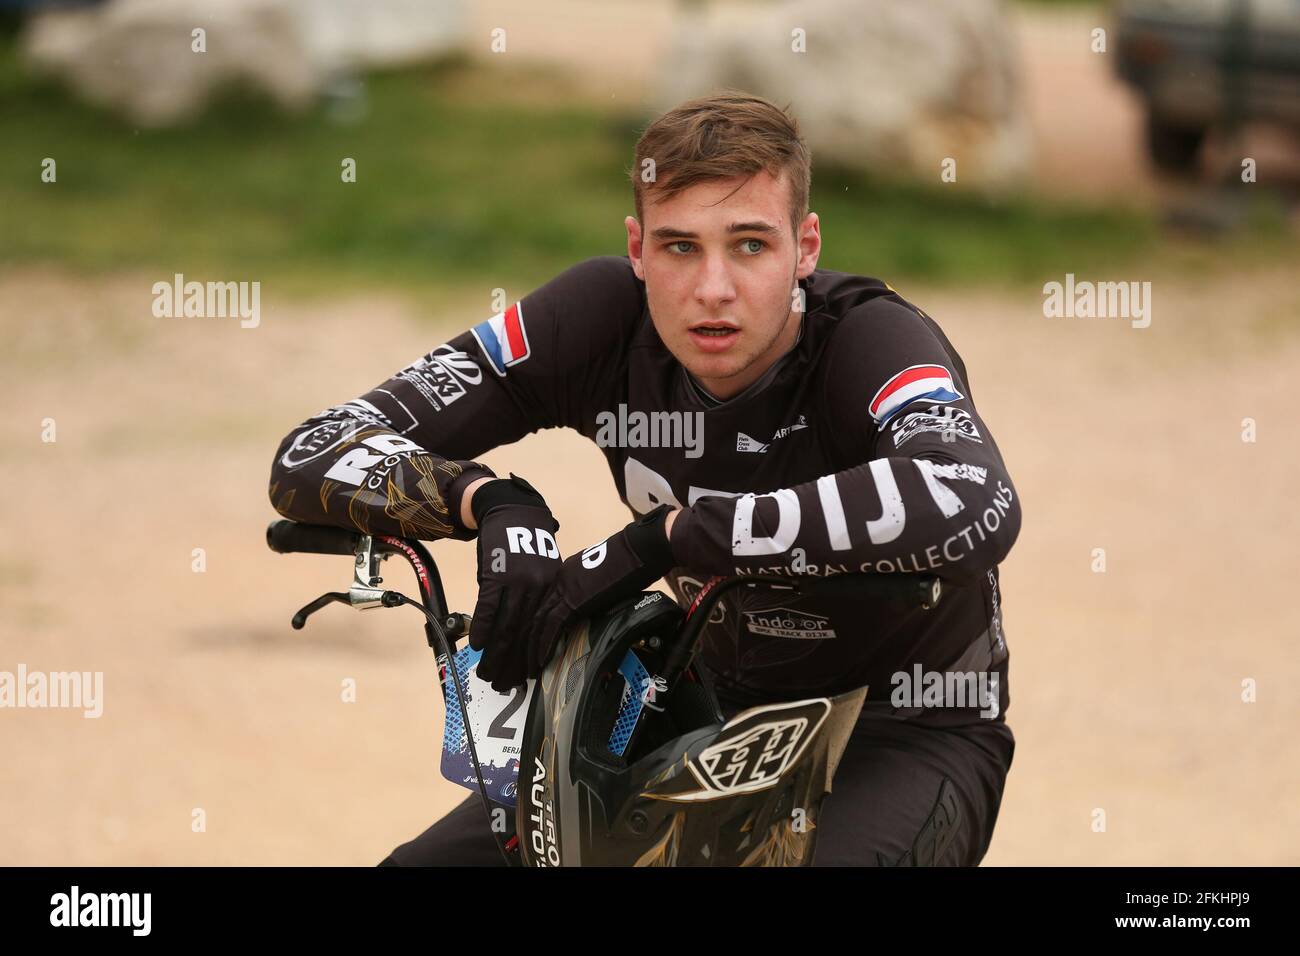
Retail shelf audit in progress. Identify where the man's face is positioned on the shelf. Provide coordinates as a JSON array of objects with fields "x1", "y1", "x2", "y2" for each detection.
[{"x1": 626, "y1": 169, "x2": 820, "y2": 401}]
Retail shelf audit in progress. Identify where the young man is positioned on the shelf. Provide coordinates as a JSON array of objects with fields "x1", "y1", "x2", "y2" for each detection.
[{"x1": 268, "y1": 91, "x2": 1021, "y2": 866}]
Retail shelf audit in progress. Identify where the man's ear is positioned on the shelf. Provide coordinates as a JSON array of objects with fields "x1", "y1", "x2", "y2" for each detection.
[
  {"x1": 795, "y1": 212, "x2": 821, "y2": 280},
  {"x1": 625, "y1": 216, "x2": 646, "y2": 281}
]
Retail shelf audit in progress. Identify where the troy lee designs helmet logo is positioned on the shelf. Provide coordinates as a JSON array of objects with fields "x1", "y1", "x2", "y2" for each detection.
[
  {"x1": 680, "y1": 700, "x2": 831, "y2": 799},
  {"x1": 695, "y1": 720, "x2": 807, "y2": 794}
]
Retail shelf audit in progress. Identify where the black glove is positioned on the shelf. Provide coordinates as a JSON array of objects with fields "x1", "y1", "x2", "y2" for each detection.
[
  {"x1": 468, "y1": 473, "x2": 562, "y2": 692},
  {"x1": 528, "y1": 504, "x2": 677, "y2": 679}
]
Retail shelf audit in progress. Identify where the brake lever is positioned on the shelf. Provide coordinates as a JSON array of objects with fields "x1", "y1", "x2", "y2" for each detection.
[
  {"x1": 289, "y1": 535, "x2": 399, "y2": 629},
  {"x1": 291, "y1": 592, "x2": 350, "y2": 629}
]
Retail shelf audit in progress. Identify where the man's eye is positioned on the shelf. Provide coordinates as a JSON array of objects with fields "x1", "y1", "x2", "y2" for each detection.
[
  {"x1": 669, "y1": 241, "x2": 694, "y2": 255},
  {"x1": 740, "y1": 239, "x2": 765, "y2": 254}
]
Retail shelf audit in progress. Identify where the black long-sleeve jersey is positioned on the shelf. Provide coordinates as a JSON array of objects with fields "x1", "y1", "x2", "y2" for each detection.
[{"x1": 268, "y1": 256, "x2": 1021, "y2": 725}]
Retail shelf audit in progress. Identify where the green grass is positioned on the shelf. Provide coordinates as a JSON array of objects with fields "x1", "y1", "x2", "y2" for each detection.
[
  {"x1": 0, "y1": 40, "x2": 1290, "y2": 300},
  {"x1": 1, "y1": 51, "x2": 633, "y2": 295},
  {"x1": 811, "y1": 165, "x2": 1158, "y2": 285}
]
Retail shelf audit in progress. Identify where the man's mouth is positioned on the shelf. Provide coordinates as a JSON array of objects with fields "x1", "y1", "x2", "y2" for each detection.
[
  {"x1": 689, "y1": 323, "x2": 738, "y2": 338},
  {"x1": 687, "y1": 322, "x2": 740, "y2": 353}
]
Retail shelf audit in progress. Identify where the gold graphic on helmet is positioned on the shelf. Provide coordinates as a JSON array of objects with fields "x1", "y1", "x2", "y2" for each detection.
[
  {"x1": 739, "y1": 815, "x2": 815, "y2": 867},
  {"x1": 635, "y1": 811, "x2": 686, "y2": 867}
]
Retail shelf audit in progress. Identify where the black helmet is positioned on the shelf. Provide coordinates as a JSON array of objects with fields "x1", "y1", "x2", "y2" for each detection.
[{"x1": 516, "y1": 590, "x2": 867, "y2": 866}]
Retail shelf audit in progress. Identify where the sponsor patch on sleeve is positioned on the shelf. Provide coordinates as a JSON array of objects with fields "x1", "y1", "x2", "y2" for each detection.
[
  {"x1": 471, "y1": 301, "x2": 530, "y2": 376},
  {"x1": 891, "y1": 404, "x2": 983, "y2": 448},
  {"x1": 868, "y1": 364, "x2": 963, "y2": 426}
]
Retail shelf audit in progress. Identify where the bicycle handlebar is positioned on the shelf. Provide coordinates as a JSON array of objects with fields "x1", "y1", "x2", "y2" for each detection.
[
  {"x1": 266, "y1": 520, "x2": 362, "y2": 556},
  {"x1": 267, "y1": 519, "x2": 943, "y2": 612}
]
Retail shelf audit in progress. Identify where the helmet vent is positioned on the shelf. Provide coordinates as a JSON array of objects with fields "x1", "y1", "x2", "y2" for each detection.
[{"x1": 563, "y1": 654, "x2": 588, "y2": 706}]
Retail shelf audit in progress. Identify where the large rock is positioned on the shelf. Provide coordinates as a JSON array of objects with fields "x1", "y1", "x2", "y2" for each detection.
[
  {"x1": 21, "y1": 0, "x2": 468, "y2": 126},
  {"x1": 655, "y1": 0, "x2": 1032, "y2": 190},
  {"x1": 295, "y1": 0, "x2": 469, "y2": 71}
]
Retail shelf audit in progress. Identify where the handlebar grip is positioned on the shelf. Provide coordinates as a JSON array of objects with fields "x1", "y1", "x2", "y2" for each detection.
[{"x1": 266, "y1": 520, "x2": 362, "y2": 556}]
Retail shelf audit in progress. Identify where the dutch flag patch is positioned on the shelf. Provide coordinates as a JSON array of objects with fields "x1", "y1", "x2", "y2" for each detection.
[
  {"x1": 471, "y1": 302, "x2": 531, "y2": 376},
  {"x1": 868, "y1": 364, "x2": 964, "y2": 425}
]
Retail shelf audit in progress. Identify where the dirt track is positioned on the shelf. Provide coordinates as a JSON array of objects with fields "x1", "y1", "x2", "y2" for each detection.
[{"x1": 2, "y1": 260, "x2": 1297, "y2": 865}]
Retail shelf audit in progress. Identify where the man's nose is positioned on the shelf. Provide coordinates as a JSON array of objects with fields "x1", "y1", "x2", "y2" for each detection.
[{"x1": 694, "y1": 254, "x2": 737, "y2": 309}]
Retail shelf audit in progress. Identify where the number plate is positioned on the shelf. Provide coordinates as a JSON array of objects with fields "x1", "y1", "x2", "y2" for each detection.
[
  {"x1": 439, "y1": 646, "x2": 534, "y2": 807},
  {"x1": 439, "y1": 646, "x2": 662, "y2": 804}
]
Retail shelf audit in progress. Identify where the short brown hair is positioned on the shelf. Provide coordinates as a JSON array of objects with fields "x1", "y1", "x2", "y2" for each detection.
[{"x1": 628, "y1": 90, "x2": 811, "y2": 237}]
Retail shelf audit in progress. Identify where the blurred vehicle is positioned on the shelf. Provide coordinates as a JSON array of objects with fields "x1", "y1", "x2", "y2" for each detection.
[
  {"x1": 1114, "y1": 0, "x2": 1300, "y2": 173},
  {"x1": 0, "y1": 0, "x2": 106, "y2": 10}
]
